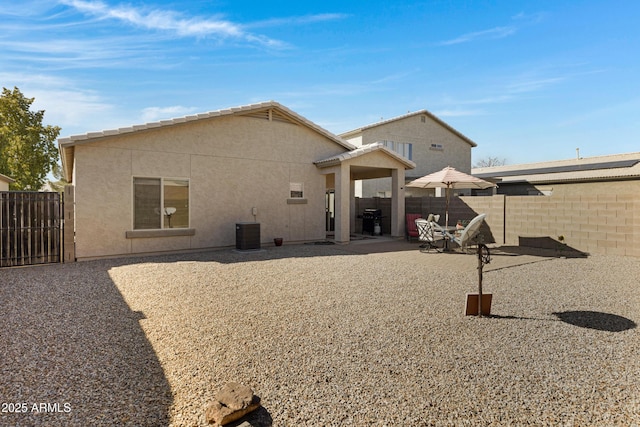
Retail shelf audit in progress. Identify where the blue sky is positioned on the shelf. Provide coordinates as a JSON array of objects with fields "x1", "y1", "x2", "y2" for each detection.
[{"x1": 2, "y1": 0, "x2": 639, "y2": 165}]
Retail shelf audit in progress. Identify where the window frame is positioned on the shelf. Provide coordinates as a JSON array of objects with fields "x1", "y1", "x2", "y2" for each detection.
[
  {"x1": 381, "y1": 140, "x2": 413, "y2": 160},
  {"x1": 287, "y1": 182, "x2": 308, "y2": 204},
  {"x1": 131, "y1": 176, "x2": 190, "y2": 231},
  {"x1": 289, "y1": 182, "x2": 304, "y2": 199}
]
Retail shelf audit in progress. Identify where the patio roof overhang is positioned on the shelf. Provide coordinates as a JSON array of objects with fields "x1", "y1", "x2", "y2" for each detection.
[
  {"x1": 314, "y1": 142, "x2": 416, "y2": 176},
  {"x1": 314, "y1": 142, "x2": 415, "y2": 243}
]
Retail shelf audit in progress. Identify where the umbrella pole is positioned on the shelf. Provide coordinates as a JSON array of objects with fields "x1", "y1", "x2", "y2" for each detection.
[
  {"x1": 445, "y1": 185, "x2": 450, "y2": 229},
  {"x1": 477, "y1": 244, "x2": 483, "y2": 317}
]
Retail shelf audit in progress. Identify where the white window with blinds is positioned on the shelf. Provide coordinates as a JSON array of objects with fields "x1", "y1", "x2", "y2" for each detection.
[{"x1": 380, "y1": 140, "x2": 413, "y2": 160}]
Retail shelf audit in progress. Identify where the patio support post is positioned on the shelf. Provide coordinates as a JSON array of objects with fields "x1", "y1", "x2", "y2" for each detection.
[
  {"x1": 333, "y1": 164, "x2": 351, "y2": 244},
  {"x1": 350, "y1": 179, "x2": 356, "y2": 234},
  {"x1": 391, "y1": 168, "x2": 405, "y2": 237}
]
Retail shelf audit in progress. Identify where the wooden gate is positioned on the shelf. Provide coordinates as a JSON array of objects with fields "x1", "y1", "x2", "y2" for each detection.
[{"x1": 0, "y1": 192, "x2": 63, "y2": 267}]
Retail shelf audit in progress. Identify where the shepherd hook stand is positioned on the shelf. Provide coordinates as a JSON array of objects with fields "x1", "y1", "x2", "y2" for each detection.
[{"x1": 477, "y1": 244, "x2": 491, "y2": 317}]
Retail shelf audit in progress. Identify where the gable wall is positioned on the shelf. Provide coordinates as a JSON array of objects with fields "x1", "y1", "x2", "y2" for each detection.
[
  {"x1": 72, "y1": 114, "x2": 345, "y2": 259},
  {"x1": 359, "y1": 114, "x2": 472, "y2": 176},
  {"x1": 346, "y1": 114, "x2": 473, "y2": 197}
]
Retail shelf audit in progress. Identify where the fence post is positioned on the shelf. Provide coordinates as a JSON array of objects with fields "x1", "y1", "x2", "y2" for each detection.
[{"x1": 63, "y1": 185, "x2": 75, "y2": 262}]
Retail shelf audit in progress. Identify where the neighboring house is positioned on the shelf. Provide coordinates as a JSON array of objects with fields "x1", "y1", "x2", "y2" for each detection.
[
  {"x1": 339, "y1": 110, "x2": 477, "y2": 197},
  {"x1": 0, "y1": 173, "x2": 14, "y2": 191},
  {"x1": 58, "y1": 101, "x2": 415, "y2": 260},
  {"x1": 473, "y1": 152, "x2": 640, "y2": 196}
]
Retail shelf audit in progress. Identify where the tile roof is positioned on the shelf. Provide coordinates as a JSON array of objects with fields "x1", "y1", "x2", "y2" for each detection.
[
  {"x1": 58, "y1": 101, "x2": 356, "y2": 182},
  {"x1": 314, "y1": 142, "x2": 416, "y2": 169},
  {"x1": 58, "y1": 101, "x2": 353, "y2": 149}
]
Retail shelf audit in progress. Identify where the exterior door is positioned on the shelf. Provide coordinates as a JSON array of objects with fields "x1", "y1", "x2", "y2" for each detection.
[{"x1": 325, "y1": 190, "x2": 335, "y2": 232}]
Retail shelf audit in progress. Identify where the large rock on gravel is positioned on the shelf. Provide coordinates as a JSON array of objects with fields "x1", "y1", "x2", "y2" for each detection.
[{"x1": 205, "y1": 382, "x2": 261, "y2": 426}]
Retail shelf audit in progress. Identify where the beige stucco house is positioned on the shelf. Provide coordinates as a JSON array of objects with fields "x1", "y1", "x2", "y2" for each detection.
[
  {"x1": 0, "y1": 173, "x2": 14, "y2": 191},
  {"x1": 59, "y1": 101, "x2": 415, "y2": 260},
  {"x1": 339, "y1": 110, "x2": 477, "y2": 197}
]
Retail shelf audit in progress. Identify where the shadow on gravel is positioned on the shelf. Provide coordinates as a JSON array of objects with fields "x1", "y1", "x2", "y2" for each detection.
[
  {"x1": 491, "y1": 244, "x2": 589, "y2": 259},
  {"x1": 486, "y1": 314, "x2": 548, "y2": 321},
  {"x1": 488, "y1": 311, "x2": 636, "y2": 333},
  {"x1": 553, "y1": 311, "x2": 637, "y2": 332},
  {"x1": 226, "y1": 406, "x2": 273, "y2": 427},
  {"x1": 0, "y1": 262, "x2": 173, "y2": 426},
  {"x1": 141, "y1": 239, "x2": 423, "y2": 265}
]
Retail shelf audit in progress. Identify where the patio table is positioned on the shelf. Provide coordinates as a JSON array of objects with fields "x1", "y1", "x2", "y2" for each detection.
[{"x1": 439, "y1": 225, "x2": 458, "y2": 251}]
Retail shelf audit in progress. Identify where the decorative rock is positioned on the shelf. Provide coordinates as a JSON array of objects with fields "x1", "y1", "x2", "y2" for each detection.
[{"x1": 206, "y1": 383, "x2": 261, "y2": 426}]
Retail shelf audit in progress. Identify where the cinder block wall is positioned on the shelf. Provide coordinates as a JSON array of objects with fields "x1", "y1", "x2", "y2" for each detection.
[
  {"x1": 357, "y1": 194, "x2": 639, "y2": 257},
  {"x1": 461, "y1": 194, "x2": 639, "y2": 257}
]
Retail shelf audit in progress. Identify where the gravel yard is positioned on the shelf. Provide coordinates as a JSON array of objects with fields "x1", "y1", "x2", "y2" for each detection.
[{"x1": 1, "y1": 240, "x2": 639, "y2": 426}]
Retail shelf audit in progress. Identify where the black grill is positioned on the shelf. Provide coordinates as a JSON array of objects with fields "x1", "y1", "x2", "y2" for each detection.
[{"x1": 362, "y1": 209, "x2": 382, "y2": 235}]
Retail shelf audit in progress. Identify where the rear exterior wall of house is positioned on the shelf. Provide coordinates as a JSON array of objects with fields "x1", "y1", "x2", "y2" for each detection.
[{"x1": 71, "y1": 114, "x2": 346, "y2": 259}]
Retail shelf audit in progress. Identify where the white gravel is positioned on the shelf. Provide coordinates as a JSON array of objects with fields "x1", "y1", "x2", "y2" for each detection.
[{"x1": 1, "y1": 241, "x2": 639, "y2": 426}]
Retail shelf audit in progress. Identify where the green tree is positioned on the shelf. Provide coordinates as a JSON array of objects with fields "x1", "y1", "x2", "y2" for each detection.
[
  {"x1": 47, "y1": 161, "x2": 68, "y2": 193},
  {"x1": 0, "y1": 87, "x2": 61, "y2": 190}
]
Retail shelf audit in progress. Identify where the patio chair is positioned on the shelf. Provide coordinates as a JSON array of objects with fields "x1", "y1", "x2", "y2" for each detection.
[
  {"x1": 445, "y1": 213, "x2": 486, "y2": 252},
  {"x1": 416, "y1": 217, "x2": 443, "y2": 252},
  {"x1": 430, "y1": 217, "x2": 448, "y2": 242},
  {"x1": 406, "y1": 213, "x2": 422, "y2": 241}
]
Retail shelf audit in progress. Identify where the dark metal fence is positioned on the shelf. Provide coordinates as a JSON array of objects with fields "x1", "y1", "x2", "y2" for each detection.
[{"x1": 1, "y1": 192, "x2": 63, "y2": 267}]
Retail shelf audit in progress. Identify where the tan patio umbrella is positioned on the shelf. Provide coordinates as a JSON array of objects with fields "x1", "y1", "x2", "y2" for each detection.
[{"x1": 406, "y1": 166, "x2": 496, "y2": 228}]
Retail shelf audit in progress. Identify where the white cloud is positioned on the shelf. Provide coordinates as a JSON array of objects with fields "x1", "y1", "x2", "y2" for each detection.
[
  {"x1": 59, "y1": 0, "x2": 286, "y2": 48},
  {"x1": 436, "y1": 11, "x2": 546, "y2": 47},
  {"x1": 437, "y1": 26, "x2": 516, "y2": 46},
  {"x1": 245, "y1": 13, "x2": 349, "y2": 29},
  {"x1": 36, "y1": 90, "x2": 115, "y2": 130},
  {"x1": 434, "y1": 109, "x2": 485, "y2": 117},
  {"x1": 556, "y1": 97, "x2": 640, "y2": 128},
  {"x1": 511, "y1": 11, "x2": 547, "y2": 25},
  {"x1": 140, "y1": 106, "x2": 199, "y2": 123},
  {"x1": 506, "y1": 76, "x2": 565, "y2": 94},
  {"x1": 0, "y1": 37, "x2": 155, "y2": 69},
  {"x1": 0, "y1": 72, "x2": 131, "y2": 135},
  {"x1": 441, "y1": 95, "x2": 514, "y2": 106}
]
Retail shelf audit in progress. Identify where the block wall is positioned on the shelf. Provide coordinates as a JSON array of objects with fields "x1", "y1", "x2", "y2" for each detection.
[
  {"x1": 358, "y1": 193, "x2": 639, "y2": 257},
  {"x1": 461, "y1": 194, "x2": 639, "y2": 257}
]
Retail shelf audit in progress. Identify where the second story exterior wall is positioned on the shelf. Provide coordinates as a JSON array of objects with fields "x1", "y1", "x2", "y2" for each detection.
[{"x1": 341, "y1": 111, "x2": 476, "y2": 197}]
